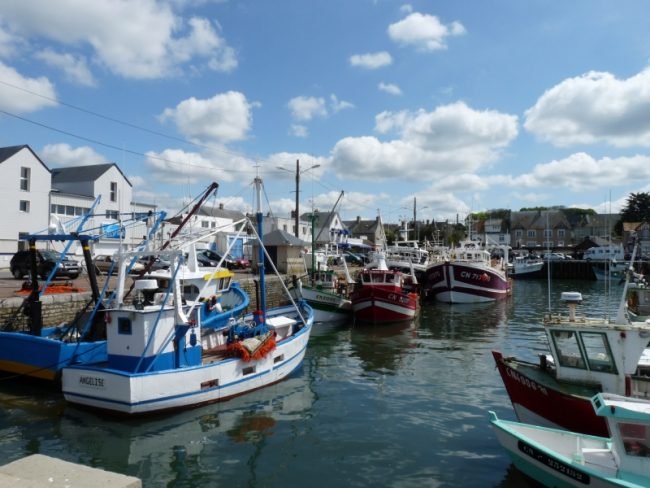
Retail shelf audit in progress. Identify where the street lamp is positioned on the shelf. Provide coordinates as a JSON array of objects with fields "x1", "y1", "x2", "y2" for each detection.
[{"x1": 277, "y1": 159, "x2": 320, "y2": 238}]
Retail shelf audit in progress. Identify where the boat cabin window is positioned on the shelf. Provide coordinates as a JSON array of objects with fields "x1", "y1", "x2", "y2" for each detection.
[
  {"x1": 385, "y1": 274, "x2": 395, "y2": 284},
  {"x1": 581, "y1": 332, "x2": 617, "y2": 374},
  {"x1": 551, "y1": 330, "x2": 586, "y2": 369},
  {"x1": 362, "y1": 274, "x2": 371, "y2": 284},
  {"x1": 118, "y1": 317, "x2": 132, "y2": 335},
  {"x1": 619, "y1": 423, "x2": 650, "y2": 457},
  {"x1": 371, "y1": 274, "x2": 384, "y2": 284},
  {"x1": 183, "y1": 284, "x2": 200, "y2": 301}
]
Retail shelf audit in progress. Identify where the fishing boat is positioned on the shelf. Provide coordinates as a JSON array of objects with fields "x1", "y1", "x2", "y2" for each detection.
[
  {"x1": 350, "y1": 253, "x2": 419, "y2": 324},
  {"x1": 289, "y1": 268, "x2": 352, "y2": 324},
  {"x1": 493, "y1": 277, "x2": 650, "y2": 437},
  {"x1": 509, "y1": 255, "x2": 544, "y2": 278},
  {"x1": 627, "y1": 281, "x2": 650, "y2": 321},
  {"x1": 490, "y1": 392, "x2": 650, "y2": 488},
  {"x1": 143, "y1": 243, "x2": 250, "y2": 330},
  {"x1": 592, "y1": 261, "x2": 629, "y2": 281},
  {"x1": 0, "y1": 197, "x2": 116, "y2": 381},
  {"x1": 62, "y1": 177, "x2": 314, "y2": 415},
  {"x1": 422, "y1": 240, "x2": 511, "y2": 303}
]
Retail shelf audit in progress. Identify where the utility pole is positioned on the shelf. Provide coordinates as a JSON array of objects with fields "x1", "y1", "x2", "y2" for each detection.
[
  {"x1": 294, "y1": 159, "x2": 300, "y2": 238},
  {"x1": 413, "y1": 197, "x2": 417, "y2": 242}
]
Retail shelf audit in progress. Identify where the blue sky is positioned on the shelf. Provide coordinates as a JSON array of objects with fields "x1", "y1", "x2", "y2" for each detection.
[{"x1": 1, "y1": 1, "x2": 650, "y2": 225}]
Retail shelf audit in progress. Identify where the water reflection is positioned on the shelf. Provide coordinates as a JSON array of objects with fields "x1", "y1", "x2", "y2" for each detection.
[
  {"x1": 347, "y1": 319, "x2": 417, "y2": 374},
  {"x1": 55, "y1": 370, "x2": 317, "y2": 484}
]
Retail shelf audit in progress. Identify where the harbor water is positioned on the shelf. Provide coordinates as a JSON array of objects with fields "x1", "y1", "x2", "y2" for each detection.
[{"x1": 0, "y1": 279, "x2": 626, "y2": 487}]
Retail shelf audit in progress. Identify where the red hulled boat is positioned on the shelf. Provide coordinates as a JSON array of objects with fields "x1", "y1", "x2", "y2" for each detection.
[
  {"x1": 493, "y1": 289, "x2": 650, "y2": 437},
  {"x1": 350, "y1": 254, "x2": 419, "y2": 324}
]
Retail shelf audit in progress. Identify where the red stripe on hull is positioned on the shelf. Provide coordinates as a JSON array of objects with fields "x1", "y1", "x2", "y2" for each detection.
[{"x1": 492, "y1": 351, "x2": 608, "y2": 437}]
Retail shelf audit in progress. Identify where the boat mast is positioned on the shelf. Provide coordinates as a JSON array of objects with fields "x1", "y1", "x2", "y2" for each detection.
[{"x1": 254, "y1": 177, "x2": 267, "y2": 317}]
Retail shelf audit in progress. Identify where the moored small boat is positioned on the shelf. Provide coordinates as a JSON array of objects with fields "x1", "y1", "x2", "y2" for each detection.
[
  {"x1": 350, "y1": 253, "x2": 419, "y2": 324},
  {"x1": 289, "y1": 269, "x2": 352, "y2": 324},
  {"x1": 493, "y1": 253, "x2": 650, "y2": 437},
  {"x1": 490, "y1": 393, "x2": 650, "y2": 488}
]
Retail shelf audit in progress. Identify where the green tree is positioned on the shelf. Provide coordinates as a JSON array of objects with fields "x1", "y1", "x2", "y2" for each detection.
[{"x1": 615, "y1": 192, "x2": 650, "y2": 235}]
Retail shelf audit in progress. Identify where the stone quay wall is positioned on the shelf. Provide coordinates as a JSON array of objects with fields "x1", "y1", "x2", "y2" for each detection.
[{"x1": 0, "y1": 275, "x2": 294, "y2": 329}]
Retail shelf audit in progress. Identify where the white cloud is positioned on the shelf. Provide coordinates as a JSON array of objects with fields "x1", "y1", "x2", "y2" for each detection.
[
  {"x1": 378, "y1": 82, "x2": 402, "y2": 96},
  {"x1": 160, "y1": 91, "x2": 256, "y2": 144},
  {"x1": 288, "y1": 96, "x2": 327, "y2": 121},
  {"x1": 35, "y1": 49, "x2": 95, "y2": 86},
  {"x1": 0, "y1": 24, "x2": 23, "y2": 58},
  {"x1": 504, "y1": 152, "x2": 650, "y2": 192},
  {"x1": 330, "y1": 94, "x2": 354, "y2": 113},
  {"x1": 525, "y1": 68, "x2": 650, "y2": 147},
  {"x1": 375, "y1": 102, "x2": 518, "y2": 152},
  {"x1": 388, "y1": 12, "x2": 466, "y2": 51},
  {"x1": 266, "y1": 152, "x2": 327, "y2": 180},
  {"x1": 290, "y1": 124, "x2": 308, "y2": 138},
  {"x1": 330, "y1": 102, "x2": 517, "y2": 181},
  {"x1": 1, "y1": 1, "x2": 237, "y2": 79},
  {"x1": 144, "y1": 147, "x2": 256, "y2": 184},
  {"x1": 0, "y1": 62, "x2": 57, "y2": 112},
  {"x1": 349, "y1": 51, "x2": 393, "y2": 69},
  {"x1": 41, "y1": 143, "x2": 108, "y2": 167}
]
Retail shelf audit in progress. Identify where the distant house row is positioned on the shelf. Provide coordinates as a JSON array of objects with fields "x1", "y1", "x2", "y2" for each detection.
[
  {"x1": 469, "y1": 210, "x2": 650, "y2": 256},
  {"x1": 0, "y1": 144, "x2": 389, "y2": 271}
]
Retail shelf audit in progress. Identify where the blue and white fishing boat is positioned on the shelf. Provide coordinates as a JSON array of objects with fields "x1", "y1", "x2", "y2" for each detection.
[
  {"x1": 0, "y1": 198, "x2": 110, "y2": 381},
  {"x1": 62, "y1": 177, "x2": 314, "y2": 415},
  {"x1": 490, "y1": 392, "x2": 650, "y2": 487},
  {"x1": 141, "y1": 242, "x2": 250, "y2": 331}
]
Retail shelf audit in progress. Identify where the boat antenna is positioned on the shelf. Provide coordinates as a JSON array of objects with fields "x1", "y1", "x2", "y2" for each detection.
[{"x1": 546, "y1": 211, "x2": 551, "y2": 313}]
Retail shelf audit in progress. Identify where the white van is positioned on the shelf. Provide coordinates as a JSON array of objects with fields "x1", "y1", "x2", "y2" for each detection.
[{"x1": 583, "y1": 244, "x2": 625, "y2": 261}]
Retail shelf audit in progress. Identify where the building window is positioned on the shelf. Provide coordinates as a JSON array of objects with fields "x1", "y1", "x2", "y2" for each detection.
[
  {"x1": 527, "y1": 230, "x2": 536, "y2": 238},
  {"x1": 544, "y1": 229, "x2": 552, "y2": 238},
  {"x1": 557, "y1": 241, "x2": 565, "y2": 247},
  {"x1": 110, "y1": 182, "x2": 117, "y2": 202},
  {"x1": 18, "y1": 232, "x2": 28, "y2": 251},
  {"x1": 201, "y1": 221, "x2": 209, "y2": 228},
  {"x1": 106, "y1": 210, "x2": 119, "y2": 220},
  {"x1": 499, "y1": 235, "x2": 505, "y2": 242},
  {"x1": 515, "y1": 230, "x2": 523, "y2": 238},
  {"x1": 19, "y1": 200, "x2": 30, "y2": 212},
  {"x1": 558, "y1": 229, "x2": 566, "y2": 238},
  {"x1": 20, "y1": 167, "x2": 30, "y2": 191}
]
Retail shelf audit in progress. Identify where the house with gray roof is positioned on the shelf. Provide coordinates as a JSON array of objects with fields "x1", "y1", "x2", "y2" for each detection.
[{"x1": 0, "y1": 144, "x2": 156, "y2": 265}]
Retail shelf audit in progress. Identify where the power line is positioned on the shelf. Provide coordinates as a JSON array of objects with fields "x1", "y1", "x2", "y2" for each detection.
[{"x1": 0, "y1": 108, "x2": 254, "y2": 174}]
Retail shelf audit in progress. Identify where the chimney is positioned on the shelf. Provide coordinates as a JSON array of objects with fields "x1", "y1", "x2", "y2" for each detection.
[{"x1": 356, "y1": 216, "x2": 361, "y2": 223}]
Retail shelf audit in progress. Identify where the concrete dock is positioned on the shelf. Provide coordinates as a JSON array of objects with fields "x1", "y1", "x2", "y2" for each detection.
[{"x1": 0, "y1": 454, "x2": 141, "y2": 487}]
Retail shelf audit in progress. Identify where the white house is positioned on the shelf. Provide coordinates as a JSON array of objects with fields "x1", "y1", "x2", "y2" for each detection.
[
  {"x1": 50, "y1": 163, "x2": 157, "y2": 256},
  {"x1": 0, "y1": 145, "x2": 52, "y2": 257},
  {"x1": 161, "y1": 203, "x2": 251, "y2": 259},
  {"x1": 0, "y1": 145, "x2": 157, "y2": 268}
]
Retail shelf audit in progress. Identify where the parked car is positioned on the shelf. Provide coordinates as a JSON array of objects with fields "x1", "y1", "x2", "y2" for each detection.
[
  {"x1": 541, "y1": 252, "x2": 566, "y2": 261},
  {"x1": 93, "y1": 255, "x2": 145, "y2": 275},
  {"x1": 10, "y1": 249, "x2": 81, "y2": 280},
  {"x1": 137, "y1": 256, "x2": 170, "y2": 271},
  {"x1": 198, "y1": 249, "x2": 250, "y2": 270},
  {"x1": 343, "y1": 251, "x2": 365, "y2": 265}
]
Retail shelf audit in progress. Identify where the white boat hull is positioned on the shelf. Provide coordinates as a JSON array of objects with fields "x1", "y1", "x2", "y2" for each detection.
[
  {"x1": 290, "y1": 285, "x2": 351, "y2": 323},
  {"x1": 62, "y1": 321, "x2": 312, "y2": 415}
]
